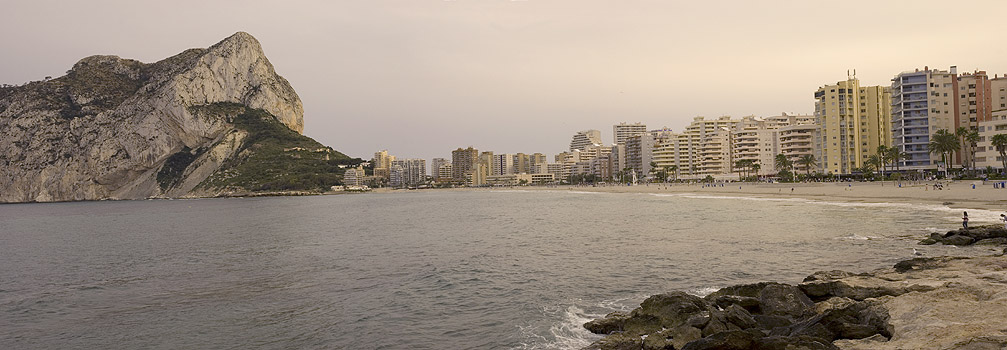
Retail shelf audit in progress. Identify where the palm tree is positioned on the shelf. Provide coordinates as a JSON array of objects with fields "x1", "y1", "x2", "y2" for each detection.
[
  {"x1": 928, "y1": 129, "x2": 959, "y2": 177},
  {"x1": 992, "y1": 134, "x2": 1007, "y2": 175},
  {"x1": 867, "y1": 154, "x2": 883, "y2": 182},
  {"x1": 876, "y1": 145, "x2": 890, "y2": 176},
  {"x1": 735, "y1": 159, "x2": 752, "y2": 180},
  {"x1": 668, "y1": 165, "x2": 679, "y2": 182},
  {"x1": 774, "y1": 154, "x2": 793, "y2": 181},
  {"x1": 751, "y1": 163, "x2": 761, "y2": 181},
  {"x1": 956, "y1": 127, "x2": 970, "y2": 172},
  {"x1": 966, "y1": 130, "x2": 979, "y2": 175},
  {"x1": 798, "y1": 154, "x2": 816, "y2": 178},
  {"x1": 888, "y1": 147, "x2": 907, "y2": 172}
]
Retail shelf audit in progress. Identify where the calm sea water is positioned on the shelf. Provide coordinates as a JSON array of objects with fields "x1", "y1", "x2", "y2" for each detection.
[{"x1": 0, "y1": 190, "x2": 999, "y2": 349}]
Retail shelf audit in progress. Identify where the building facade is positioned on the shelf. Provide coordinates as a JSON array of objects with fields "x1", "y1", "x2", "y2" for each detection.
[
  {"x1": 816, "y1": 77, "x2": 891, "y2": 174},
  {"x1": 569, "y1": 130, "x2": 603, "y2": 151},
  {"x1": 451, "y1": 147, "x2": 478, "y2": 181},
  {"x1": 613, "y1": 122, "x2": 647, "y2": 145},
  {"x1": 891, "y1": 67, "x2": 956, "y2": 170}
]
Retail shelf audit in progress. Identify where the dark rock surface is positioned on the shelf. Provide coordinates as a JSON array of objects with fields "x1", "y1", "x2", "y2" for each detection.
[
  {"x1": 582, "y1": 267, "x2": 908, "y2": 349},
  {"x1": 919, "y1": 225, "x2": 1007, "y2": 246}
]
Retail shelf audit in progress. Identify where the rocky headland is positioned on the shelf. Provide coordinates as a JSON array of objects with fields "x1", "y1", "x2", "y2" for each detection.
[
  {"x1": 0, "y1": 32, "x2": 352, "y2": 203},
  {"x1": 583, "y1": 254, "x2": 1007, "y2": 349}
]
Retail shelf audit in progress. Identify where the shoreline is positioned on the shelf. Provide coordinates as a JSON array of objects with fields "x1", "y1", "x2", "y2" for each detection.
[
  {"x1": 5, "y1": 180, "x2": 1006, "y2": 214},
  {"x1": 492, "y1": 181, "x2": 1007, "y2": 212}
]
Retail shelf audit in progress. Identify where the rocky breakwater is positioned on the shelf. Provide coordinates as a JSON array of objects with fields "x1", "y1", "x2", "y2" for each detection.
[
  {"x1": 0, "y1": 32, "x2": 351, "y2": 203},
  {"x1": 583, "y1": 255, "x2": 1007, "y2": 349},
  {"x1": 919, "y1": 225, "x2": 1007, "y2": 247}
]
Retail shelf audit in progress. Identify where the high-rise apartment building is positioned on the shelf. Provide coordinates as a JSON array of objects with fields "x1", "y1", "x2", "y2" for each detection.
[
  {"x1": 891, "y1": 67, "x2": 956, "y2": 169},
  {"x1": 815, "y1": 77, "x2": 891, "y2": 174},
  {"x1": 529, "y1": 153, "x2": 548, "y2": 174},
  {"x1": 569, "y1": 130, "x2": 602, "y2": 151},
  {"x1": 613, "y1": 122, "x2": 647, "y2": 145},
  {"x1": 430, "y1": 158, "x2": 448, "y2": 178},
  {"x1": 451, "y1": 147, "x2": 478, "y2": 181},
  {"x1": 492, "y1": 153, "x2": 515, "y2": 176},
  {"x1": 372, "y1": 150, "x2": 394, "y2": 179},
  {"x1": 513, "y1": 153, "x2": 530, "y2": 174},
  {"x1": 391, "y1": 159, "x2": 426, "y2": 186},
  {"x1": 652, "y1": 116, "x2": 740, "y2": 178}
]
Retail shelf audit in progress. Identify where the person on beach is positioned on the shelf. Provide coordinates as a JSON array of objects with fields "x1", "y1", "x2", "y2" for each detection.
[
  {"x1": 963, "y1": 211, "x2": 969, "y2": 229},
  {"x1": 1001, "y1": 214, "x2": 1007, "y2": 229}
]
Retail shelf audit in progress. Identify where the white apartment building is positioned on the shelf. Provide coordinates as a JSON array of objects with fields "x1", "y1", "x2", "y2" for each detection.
[
  {"x1": 613, "y1": 122, "x2": 647, "y2": 145},
  {"x1": 570, "y1": 130, "x2": 603, "y2": 151},
  {"x1": 343, "y1": 166, "x2": 365, "y2": 186}
]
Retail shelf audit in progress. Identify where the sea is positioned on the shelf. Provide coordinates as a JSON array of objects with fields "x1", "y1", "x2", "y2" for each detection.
[{"x1": 0, "y1": 189, "x2": 1000, "y2": 349}]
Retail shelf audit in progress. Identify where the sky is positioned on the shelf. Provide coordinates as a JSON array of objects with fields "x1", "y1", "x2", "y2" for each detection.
[{"x1": 3, "y1": 0, "x2": 1007, "y2": 162}]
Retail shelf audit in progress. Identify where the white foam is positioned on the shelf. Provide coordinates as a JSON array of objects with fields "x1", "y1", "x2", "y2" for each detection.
[{"x1": 687, "y1": 286, "x2": 721, "y2": 297}]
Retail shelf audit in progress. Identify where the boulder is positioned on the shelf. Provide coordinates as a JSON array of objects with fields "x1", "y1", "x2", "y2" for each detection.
[
  {"x1": 584, "y1": 312, "x2": 631, "y2": 335},
  {"x1": 583, "y1": 333, "x2": 643, "y2": 350},
  {"x1": 943, "y1": 235, "x2": 974, "y2": 246},
  {"x1": 710, "y1": 295, "x2": 761, "y2": 313},
  {"x1": 724, "y1": 304, "x2": 758, "y2": 330},
  {"x1": 706, "y1": 282, "x2": 784, "y2": 299},
  {"x1": 758, "y1": 284, "x2": 815, "y2": 318},
  {"x1": 635, "y1": 292, "x2": 709, "y2": 329}
]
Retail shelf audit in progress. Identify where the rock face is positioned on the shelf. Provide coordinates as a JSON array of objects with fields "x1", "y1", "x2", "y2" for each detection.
[{"x1": 0, "y1": 32, "x2": 333, "y2": 203}]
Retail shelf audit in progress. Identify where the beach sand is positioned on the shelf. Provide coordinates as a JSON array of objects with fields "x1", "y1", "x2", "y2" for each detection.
[{"x1": 515, "y1": 180, "x2": 1007, "y2": 212}]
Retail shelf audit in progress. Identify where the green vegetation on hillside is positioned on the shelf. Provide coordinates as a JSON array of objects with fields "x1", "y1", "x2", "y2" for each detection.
[{"x1": 198, "y1": 103, "x2": 357, "y2": 192}]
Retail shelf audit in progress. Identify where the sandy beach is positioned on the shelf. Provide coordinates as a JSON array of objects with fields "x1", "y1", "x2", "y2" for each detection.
[{"x1": 505, "y1": 180, "x2": 1007, "y2": 212}]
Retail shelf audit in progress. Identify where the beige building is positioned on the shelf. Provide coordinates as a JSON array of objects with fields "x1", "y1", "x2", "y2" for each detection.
[
  {"x1": 976, "y1": 109, "x2": 1007, "y2": 170},
  {"x1": 451, "y1": 147, "x2": 478, "y2": 181},
  {"x1": 613, "y1": 122, "x2": 647, "y2": 145},
  {"x1": 569, "y1": 130, "x2": 603, "y2": 151},
  {"x1": 342, "y1": 165, "x2": 365, "y2": 186},
  {"x1": 815, "y1": 77, "x2": 891, "y2": 174},
  {"x1": 652, "y1": 116, "x2": 740, "y2": 179}
]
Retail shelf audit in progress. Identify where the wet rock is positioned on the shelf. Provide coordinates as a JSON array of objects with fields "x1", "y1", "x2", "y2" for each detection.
[
  {"x1": 706, "y1": 282, "x2": 784, "y2": 299},
  {"x1": 584, "y1": 312, "x2": 630, "y2": 335},
  {"x1": 974, "y1": 237, "x2": 1007, "y2": 245},
  {"x1": 710, "y1": 295, "x2": 761, "y2": 313},
  {"x1": 583, "y1": 333, "x2": 643, "y2": 350},
  {"x1": 680, "y1": 329, "x2": 761, "y2": 350},
  {"x1": 759, "y1": 284, "x2": 815, "y2": 318},
  {"x1": 753, "y1": 314, "x2": 793, "y2": 330},
  {"x1": 635, "y1": 291, "x2": 708, "y2": 329},
  {"x1": 943, "y1": 235, "x2": 974, "y2": 246},
  {"x1": 724, "y1": 304, "x2": 758, "y2": 329},
  {"x1": 803, "y1": 270, "x2": 859, "y2": 282},
  {"x1": 893, "y1": 256, "x2": 968, "y2": 273},
  {"x1": 684, "y1": 310, "x2": 711, "y2": 328},
  {"x1": 756, "y1": 335, "x2": 839, "y2": 350}
]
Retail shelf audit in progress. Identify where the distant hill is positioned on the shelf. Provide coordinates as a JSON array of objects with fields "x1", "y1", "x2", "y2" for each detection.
[{"x1": 0, "y1": 32, "x2": 352, "y2": 202}]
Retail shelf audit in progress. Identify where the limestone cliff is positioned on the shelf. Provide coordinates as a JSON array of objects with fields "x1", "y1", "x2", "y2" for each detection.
[{"x1": 0, "y1": 32, "x2": 347, "y2": 203}]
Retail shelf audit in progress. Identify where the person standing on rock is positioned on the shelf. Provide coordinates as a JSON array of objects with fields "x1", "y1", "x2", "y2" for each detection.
[{"x1": 963, "y1": 211, "x2": 969, "y2": 230}]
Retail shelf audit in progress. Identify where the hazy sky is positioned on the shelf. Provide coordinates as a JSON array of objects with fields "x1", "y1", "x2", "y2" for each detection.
[{"x1": 3, "y1": 0, "x2": 1007, "y2": 161}]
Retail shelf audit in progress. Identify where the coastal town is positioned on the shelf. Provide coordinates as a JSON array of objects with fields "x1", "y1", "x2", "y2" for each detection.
[{"x1": 345, "y1": 67, "x2": 1007, "y2": 190}]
